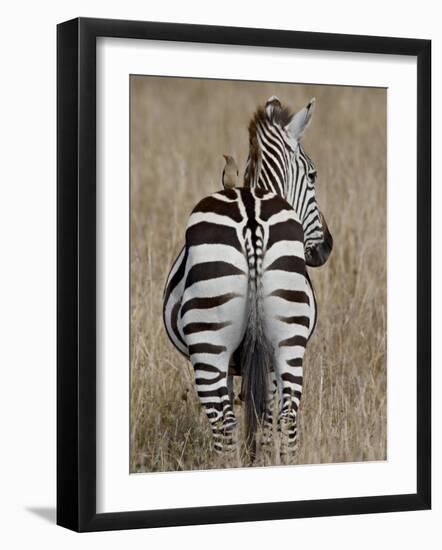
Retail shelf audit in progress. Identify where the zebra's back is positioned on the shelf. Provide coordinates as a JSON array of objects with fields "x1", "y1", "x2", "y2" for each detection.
[{"x1": 164, "y1": 187, "x2": 315, "y2": 360}]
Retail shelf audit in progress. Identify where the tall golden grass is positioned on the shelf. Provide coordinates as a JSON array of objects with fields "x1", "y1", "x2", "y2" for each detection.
[{"x1": 130, "y1": 76, "x2": 386, "y2": 473}]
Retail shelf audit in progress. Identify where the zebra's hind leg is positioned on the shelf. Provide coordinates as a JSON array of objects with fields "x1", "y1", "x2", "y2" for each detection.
[
  {"x1": 277, "y1": 356, "x2": 304, "y2": 462},
  {"x1": 227, "y1": 373, "x2": 235, "y2": 407},
  {"x1": 279, "y1": 407, "x2": 299, "y2": 463},
  {"x1": 193, "y1": 359, "x2": 238, "y2": 454},
  {"x1": 261, "y1": 370, "x2": 277, "y2": 450}
]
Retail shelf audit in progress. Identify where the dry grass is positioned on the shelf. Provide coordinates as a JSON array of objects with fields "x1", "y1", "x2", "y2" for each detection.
[{"x1": 130, "y1": 76, "x2": 387, "y2": 473}]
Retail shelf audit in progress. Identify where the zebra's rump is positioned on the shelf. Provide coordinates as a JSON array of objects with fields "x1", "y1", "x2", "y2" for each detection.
[{"x1": 163, "y1": 187, "x2": 312, "y2": 358}]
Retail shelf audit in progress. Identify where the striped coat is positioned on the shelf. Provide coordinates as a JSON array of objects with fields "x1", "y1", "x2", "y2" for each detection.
[{"x1": 163, "y1": 97, "x2": 332, "y2": 456}]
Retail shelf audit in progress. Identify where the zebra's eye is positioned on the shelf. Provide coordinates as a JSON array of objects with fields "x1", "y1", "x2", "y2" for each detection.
[{"x1": 308, "y1": 170, "x2": 317, "y2": 183}]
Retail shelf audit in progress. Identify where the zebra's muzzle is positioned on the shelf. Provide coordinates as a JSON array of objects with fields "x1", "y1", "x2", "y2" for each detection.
[{"x1": 305, "y1": 222, "x2": 333, "y2": 268}]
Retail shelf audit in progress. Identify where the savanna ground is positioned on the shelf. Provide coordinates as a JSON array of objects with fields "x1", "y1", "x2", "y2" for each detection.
[{"x1": 130, "y1": 76, "x2": 387, "y2": 473}]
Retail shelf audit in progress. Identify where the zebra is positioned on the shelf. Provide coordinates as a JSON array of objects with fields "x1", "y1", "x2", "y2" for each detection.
[{"x1": 163, "y1": 97, "x2": 333, "y2": 457}]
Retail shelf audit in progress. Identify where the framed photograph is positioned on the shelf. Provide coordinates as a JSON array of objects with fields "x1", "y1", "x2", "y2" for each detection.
[{"x1": 57, "y1": 17, "x2": 431, "y2": 532}]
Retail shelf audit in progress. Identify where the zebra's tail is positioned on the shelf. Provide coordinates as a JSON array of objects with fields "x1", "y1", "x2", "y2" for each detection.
[{"x1": 240, "y1": 229, "x2": 272, "y2": 458}]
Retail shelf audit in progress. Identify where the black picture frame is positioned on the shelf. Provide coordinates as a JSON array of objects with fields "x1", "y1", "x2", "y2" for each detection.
[{"x1": 57, "y1": 17, "x2": 431, "y2": 532}]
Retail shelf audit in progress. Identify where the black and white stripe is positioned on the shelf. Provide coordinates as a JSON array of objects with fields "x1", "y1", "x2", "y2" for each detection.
[
  {"x1": 245, "y1": 96, "x2": 333, "y2": 267},
  {"x1": 163, "y1": 97, "x2": 332, "y2": 456}
]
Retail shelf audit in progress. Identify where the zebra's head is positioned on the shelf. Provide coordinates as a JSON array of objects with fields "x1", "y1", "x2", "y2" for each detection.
[{"x1": 245, "y1": 96, "x2": 333, "y2": 267}]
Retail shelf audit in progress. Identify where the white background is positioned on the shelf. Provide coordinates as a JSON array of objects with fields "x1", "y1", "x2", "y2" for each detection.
[
  {"x1": 0, "y1": 1, "x2": 439, "y2": 548},
  {"x1": 98, "y1": 40, "x2": 416, "y2": 512}
]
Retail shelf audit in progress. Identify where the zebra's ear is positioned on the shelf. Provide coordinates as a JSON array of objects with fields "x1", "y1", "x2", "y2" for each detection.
[{"x1": 285, "y1": 98, "x2": 316, "y2": 141}]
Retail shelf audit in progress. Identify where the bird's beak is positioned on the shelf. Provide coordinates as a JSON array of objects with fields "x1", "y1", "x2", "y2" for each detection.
[{"x1": 223, "y1": 154, "x2": 228, "y2": 161}]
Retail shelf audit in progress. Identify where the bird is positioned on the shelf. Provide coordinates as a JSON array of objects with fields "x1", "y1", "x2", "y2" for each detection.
[{"x1": 222, "y1": 154, "x2": 239, "y2": 189}]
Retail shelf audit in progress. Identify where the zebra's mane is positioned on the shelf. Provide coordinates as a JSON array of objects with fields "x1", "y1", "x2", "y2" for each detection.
[
  {"x1": 245, "y1": 100, "x2": 293, "y2": 188},
  {"x1": 250, "y1": 102, "x2": 293, "y2": 130}
]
